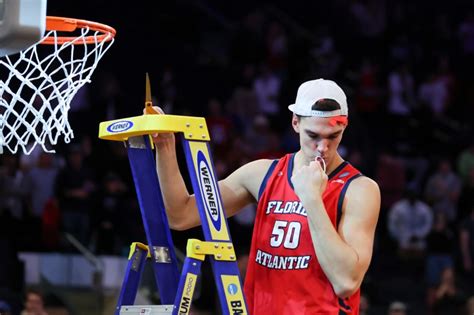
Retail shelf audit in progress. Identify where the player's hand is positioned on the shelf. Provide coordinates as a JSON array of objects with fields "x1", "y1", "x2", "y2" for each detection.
[
  {"x1": 143, "y1": 105, "x2": 164, "y2": 115},
  {"x1": 143, "y1": 106, "x2": 175, "y2": 146},
  {"x1": 291, "y1": 157, "x2": 328, "y2": 204}
]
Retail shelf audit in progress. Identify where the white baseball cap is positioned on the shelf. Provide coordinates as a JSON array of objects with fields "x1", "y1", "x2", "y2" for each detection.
[{"x1": 288, "y1": 79, "x2": 348, "y2": 117}]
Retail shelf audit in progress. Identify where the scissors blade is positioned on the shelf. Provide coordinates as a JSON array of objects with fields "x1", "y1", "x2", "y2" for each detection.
[{"x1": 145, "y1": 72, "x2": 158, "y2": 114}]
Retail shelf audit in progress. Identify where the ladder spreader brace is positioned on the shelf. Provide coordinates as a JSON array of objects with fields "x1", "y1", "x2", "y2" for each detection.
[{"x1": 99, "y1": 111, "x2": 249, "y2": 315}]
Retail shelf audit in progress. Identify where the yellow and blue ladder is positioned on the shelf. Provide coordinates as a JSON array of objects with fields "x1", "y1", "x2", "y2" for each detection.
[{"x1": 99, "y1": 105, "x2": 248, "y2": 314}]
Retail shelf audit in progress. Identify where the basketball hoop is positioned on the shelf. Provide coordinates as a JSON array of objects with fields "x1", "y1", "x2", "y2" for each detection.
[{"x1": 0, "y1": 16, "x2": 116, "y2": 155}]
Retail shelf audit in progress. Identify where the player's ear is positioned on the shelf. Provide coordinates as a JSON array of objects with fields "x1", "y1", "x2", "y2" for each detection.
[{"x1": 292, "y1": 114, "x2": 300, "y2": 133}]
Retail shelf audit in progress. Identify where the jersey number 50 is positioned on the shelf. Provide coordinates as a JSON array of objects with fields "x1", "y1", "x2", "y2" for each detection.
[{"x1": 270, "y1": 220, "x2": 301, "y2": 249}]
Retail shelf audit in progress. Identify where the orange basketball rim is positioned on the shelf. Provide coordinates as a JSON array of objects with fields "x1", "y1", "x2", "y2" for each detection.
[{"x1": 42, "y1": 16, "x2": 116, "y2": 45}]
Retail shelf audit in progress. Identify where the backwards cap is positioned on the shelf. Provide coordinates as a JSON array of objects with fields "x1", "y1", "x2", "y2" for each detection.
[{"x1": 288, "y1": 79, "x2": 348, "y2": 118}]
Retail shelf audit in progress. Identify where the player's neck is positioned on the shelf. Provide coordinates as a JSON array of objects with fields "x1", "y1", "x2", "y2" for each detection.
[{"x1": 326, "y1": 155, "x2": 345, "y2": 175}]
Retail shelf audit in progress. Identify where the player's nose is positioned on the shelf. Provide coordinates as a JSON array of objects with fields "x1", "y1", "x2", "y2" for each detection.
[{"x1": 317, "y1": 139, "x2": 329, "y2": 154}]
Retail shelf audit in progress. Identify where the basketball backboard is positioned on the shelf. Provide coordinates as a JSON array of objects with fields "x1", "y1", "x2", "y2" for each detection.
[{"x1": 0, "y1": 0, "x2": 46, "y2": 57}]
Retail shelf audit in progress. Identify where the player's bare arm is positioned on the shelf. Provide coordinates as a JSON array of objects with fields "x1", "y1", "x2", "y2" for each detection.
[
  {"x1": 292, "y1": 158, "x2": 380, "y2": 298},
  {"x1": 331, "y1": 176, "x2": 379, "y2": 295},
  {"x1": 153, "y1": 126, "x2": 272, "y2": 230}
]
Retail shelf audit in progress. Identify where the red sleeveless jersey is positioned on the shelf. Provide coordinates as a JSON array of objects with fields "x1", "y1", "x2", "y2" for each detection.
[{"x1": 244, "y1": 153, "x2": 362, "y2": 315}]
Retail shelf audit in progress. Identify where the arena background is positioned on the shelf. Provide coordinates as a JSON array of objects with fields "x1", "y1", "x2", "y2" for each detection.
[{"x1": 1, "y1": 0, "x2": 474, "y2": 314}]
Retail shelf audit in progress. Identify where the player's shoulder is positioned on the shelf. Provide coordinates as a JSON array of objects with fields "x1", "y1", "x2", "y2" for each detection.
[
  {"x1": 347, "y1": 175, "x2": 380, "y2": 199},
  {"x1": 237, "y1": 159, "x2": 277, "y2": 178},
  {"x1": 231, "y1": 159, "x2": 279, "y2": 197},
  {"x1": 342, "y1": 175, "x2": 381, "y2": 219}
]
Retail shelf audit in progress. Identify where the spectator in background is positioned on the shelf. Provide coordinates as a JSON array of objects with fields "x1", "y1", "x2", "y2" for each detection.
[
  {"x1": 458, "y1": 11, "x2": 474, "y2": 57},
  {"x1": 253, "y1": 64, "x2": 281, "y2": 116},
  {"x1": 430, "y1": 267, "x2": 466, "y2": 315},
  {"x1": 389, "y1": 33, "x2": 413, "y2": 64},
  {"x1": 387, "y1": 62, "x2": 416, "y2": 117},
  {"x1": 460, "y1": 204, "x2": 474, "y2": 294},
  {"x1": 55, "y1": 145, "x2": 96, "y2": 249},
  {"x1": 265, "y1": 21, "x2": 288, "y2": 75},
  {"x1": 0, "y1": 154, "x2": 25, "y2": 220},
  {"x1": 458, "y1": 167, "x2": 474, "y2": 220},
  {"x1": 22, "y1": 153, "x2": 60, "y2": 241},
  {"x1": 310, "y1": 28, "x2": 342, "y2": 79},
  {"x1": 244, "y1": 114, "x2": 272, "y2": 157},
  {"x1": 20, "y1": 288, "x2": 48, "y2": 315},
  {"x1": 435, "y1": 56, "x2": 456, "y2": 114},
  {"x1": 417, "y1": 56, "x2": 455, "y2": 119},
  {"x1": 96, "y1": 141, "x2": 134, "y2": 191},
  {"x1": 205, "y1": 98, "x2": 234, "y2": 159},
  {"x1": 388, "y1": 189, "x2": 433, "y2": 258},
  {"x1": 41, "y1": 199, "x2": 61, "y2": 251},
  {"x1": 91, "y1": 172, "x2": 128, "y2": 255},
  {"x1": 418, "y1": 71, "x2": 447, "y2": 117},
  {"x1": 402, "y1": 150, "x2": 430, "y2": 196},
  {"x1": 375, "y1": 149, "x2": 406, "y2": 239},
  {"x1": 354, "y1": 58, "x2": 383, "y2": 122},
  {"x1": 376, "y1": 150, "x2": 406, "y2": 211},
  {"x1": 387, "y1": 301, "x2": 407, "y2": 315},
  {"x1": 425, "y1": 213, "x2": 455, "y2": 309},
  {"x1": 223, "y1": 137, "x2": 252, "y2": 177},
  {"x1": 386, "y1": 62, "x2": 416, "y2": 143},
  {"x1": 457, "y1": 141, "x2": 474, "y2": 183},
  {"x1": 18, "y1": 152, "x2": 61, "y2": 251},
  {"x1": 226, "y1": 85, "x2": 259, "y2": 134},
  {"x1": 424, "y1": 158, "x2": 461, "y2": 222},
  {"x1": 22, "y1": 151, "x2": 61, "y2": 250},
  {"x1": 253, "y1": 131, "x2": 286, "y2": 160},
  {"x1": 349, "y1": 0, "x2": 386, "y2": 40},
  {"x1": 234, "y1": 63, "x2": 257, "y2": 91}
]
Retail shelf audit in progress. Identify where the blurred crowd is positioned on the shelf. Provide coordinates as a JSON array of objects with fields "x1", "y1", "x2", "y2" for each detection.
[{"x1": 2, "y1": 0, "x2": 474, "y2": 314}]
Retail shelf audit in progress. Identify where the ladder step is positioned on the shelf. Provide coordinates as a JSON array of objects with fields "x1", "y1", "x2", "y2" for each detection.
[{"x1": 119, "y1": 305, "x2": 174, "y2": 315}]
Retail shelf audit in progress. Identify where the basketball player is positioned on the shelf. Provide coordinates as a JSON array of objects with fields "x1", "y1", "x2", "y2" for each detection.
[{"x1": 149, "y1": 79, "x2": 380, "y2": 314}]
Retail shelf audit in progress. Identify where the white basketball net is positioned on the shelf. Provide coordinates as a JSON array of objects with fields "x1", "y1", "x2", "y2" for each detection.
[{"x1": 0, "y1": 26, "x2": 114, "y2": 154}]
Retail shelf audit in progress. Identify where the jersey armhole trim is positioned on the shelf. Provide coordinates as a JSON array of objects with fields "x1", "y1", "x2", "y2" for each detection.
[
  {"x1": 336, "y1": 173, "x2": 362, "y2": 228},
  {"x1": 258, "y1": 160, "x2": 279, "y2": 201}
]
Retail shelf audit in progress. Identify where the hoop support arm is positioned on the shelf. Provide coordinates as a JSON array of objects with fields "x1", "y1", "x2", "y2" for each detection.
[{"x1": 98, "y1": 114, "x2": 210, "y2": 141}]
